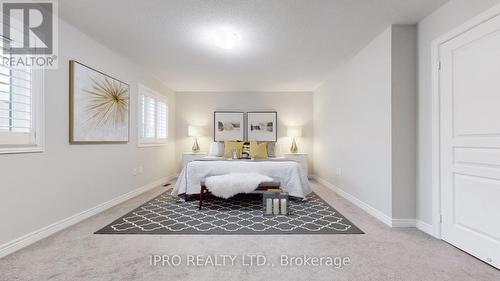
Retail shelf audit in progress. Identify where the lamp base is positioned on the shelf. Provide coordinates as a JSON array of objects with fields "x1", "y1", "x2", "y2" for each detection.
[
  {"x1": 290, "y1": 138, "x2": 298, "y2": 153},
  {"x1": 192, "y1": 138, "x2": 200, "y2": 153}
]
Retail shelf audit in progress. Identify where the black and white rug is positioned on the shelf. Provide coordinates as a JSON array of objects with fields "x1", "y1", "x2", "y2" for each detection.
[{"x1": 95, "y1": 190, "x2": 363, "y2": 235}]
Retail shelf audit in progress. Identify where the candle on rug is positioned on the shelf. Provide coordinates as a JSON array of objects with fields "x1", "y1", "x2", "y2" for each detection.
[
  {"x1": 273, "y1": 199, "x2": 280, "y2": 214},
  {"x1": 266, "y1": 198, "x2": 273, "y2": 215},
  {"x1": 280, "y1": 198, "x2": 287, "y2": 215}
]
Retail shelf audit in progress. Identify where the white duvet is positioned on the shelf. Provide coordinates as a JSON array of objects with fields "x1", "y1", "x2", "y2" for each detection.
[{"x1": 172, "y1": 160, "x2": 312, "y2": 198}]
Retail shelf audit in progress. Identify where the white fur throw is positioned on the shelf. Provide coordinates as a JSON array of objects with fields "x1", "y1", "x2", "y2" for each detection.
[{"x1": 204, "y1": 173, "x2": 273, "y2": 199}]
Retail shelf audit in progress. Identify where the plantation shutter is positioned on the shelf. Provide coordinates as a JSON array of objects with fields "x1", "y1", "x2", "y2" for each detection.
[
  {"x1": 156, "y1": 101, "x2": 168, "y2": 139},
  {"x1": 0, "y1": 41, "x2": 35, "y2": 146},
  {"x1": 140, "y1": 87, "x2": 168, "y2": 144},
  {"x1": 141, "y1": 94, "x2": 156, "y2": 139}
]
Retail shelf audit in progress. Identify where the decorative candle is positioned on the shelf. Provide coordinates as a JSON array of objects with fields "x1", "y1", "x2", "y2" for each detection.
[
  {"x1": 273, "y1": 199, "x2": 280, "y2": 215},
  {"x1": 266, "y1": 198, "x2": 273, "y2": 215},
  {"x1": 280, "y1": 198, "x2": 287, "y2": 215}
]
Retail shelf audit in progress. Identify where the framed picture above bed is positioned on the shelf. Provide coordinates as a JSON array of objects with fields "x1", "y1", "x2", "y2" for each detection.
[
  {"x1": 214, "y1": 111, "x2": 245, "y2": 141},
  {"x1": 247, "y1": 111, "x2": 277, "y2": 142}
]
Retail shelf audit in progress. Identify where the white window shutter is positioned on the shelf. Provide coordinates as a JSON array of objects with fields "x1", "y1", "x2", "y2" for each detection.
[
  {"x1": 156, "y1": 101, "x2": 168, "y2": 139},
  {"x1": 138, "y1": 85, "x2": 169, "y2": 146},
  {"x1": 0, "y1": 44, "x2": 37, "y2": 146}
]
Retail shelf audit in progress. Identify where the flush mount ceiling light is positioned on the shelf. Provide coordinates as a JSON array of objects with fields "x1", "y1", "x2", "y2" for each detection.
[{"x1": 204, "y1": 26, "x2": 242, "y2": 51}]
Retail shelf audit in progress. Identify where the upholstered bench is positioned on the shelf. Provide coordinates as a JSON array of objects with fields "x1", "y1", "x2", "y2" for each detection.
[{"x1": 199, "y1": 180, "x2": 281, "y2": 210}]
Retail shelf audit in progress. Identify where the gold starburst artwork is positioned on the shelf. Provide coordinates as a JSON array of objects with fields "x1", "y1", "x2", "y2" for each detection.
[
  {"x1": 84, "y1": 77, "x2": 129, "y2": 128},
  {"x1": 70, "y1": 60, "x2": 129, "y2": 143}
]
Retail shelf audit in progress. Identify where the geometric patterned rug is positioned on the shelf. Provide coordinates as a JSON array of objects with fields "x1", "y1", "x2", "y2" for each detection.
[{"x1": 95, "y1": 190, "x2": 363, "y2": 235}]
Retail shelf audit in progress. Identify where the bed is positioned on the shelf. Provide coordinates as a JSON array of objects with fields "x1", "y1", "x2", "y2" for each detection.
[{"x1": 172, "y1": 158, "x2": 312, "y2": 198}]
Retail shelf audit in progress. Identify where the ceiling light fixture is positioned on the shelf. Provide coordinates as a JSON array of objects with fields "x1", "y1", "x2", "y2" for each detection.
[{"x1": 205, "y1": 26, "x2": 242, "y2": 50}]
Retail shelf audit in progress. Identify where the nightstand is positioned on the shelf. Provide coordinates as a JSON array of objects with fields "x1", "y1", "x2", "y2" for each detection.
[
  {"x1": 182, "y1": 152, "x2": 207, "y2": 168},
  {"x1": 284, "y1": 153, "x2": 309, "y2": 177}
]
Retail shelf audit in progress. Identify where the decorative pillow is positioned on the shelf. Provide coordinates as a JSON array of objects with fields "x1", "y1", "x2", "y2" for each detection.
[
  {"x1": 224, "y1": 141, "x2": 244, "y2": 158},
  {"x1": 249, "y1": 141, "x2": 268, "y2": 159},
  {"x1": 241, "y1": 142, "x2": 251, "y2": 159}
]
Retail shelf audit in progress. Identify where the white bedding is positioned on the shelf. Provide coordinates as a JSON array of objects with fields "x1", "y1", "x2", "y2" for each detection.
[{"x1": 172, "y1": 160, "x2": 312, "y2": 198}]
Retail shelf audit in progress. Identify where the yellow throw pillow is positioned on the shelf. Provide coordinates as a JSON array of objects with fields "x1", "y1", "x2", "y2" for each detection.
[
  {"x1": 224, "y1": 141, "x2": 244, "y2": 158},
  {"x1": 249, "y1": 141, "x2": 268, "y2": 159}
]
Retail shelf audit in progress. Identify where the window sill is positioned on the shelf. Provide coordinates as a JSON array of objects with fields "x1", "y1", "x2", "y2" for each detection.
[{"x1": 0, "y1": 145, "x2": 44, "y2": 154}]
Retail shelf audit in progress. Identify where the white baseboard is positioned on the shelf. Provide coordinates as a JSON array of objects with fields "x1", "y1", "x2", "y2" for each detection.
[
  {"x1": 312, "y1": 175, "x2": 417, "y2": 228},
  {"x1": 416, "y1": 220, "x2": 434, "y2": 236},
  {"x1": 312, "y1": 175, "x2": 393, "y2": 227},
  {"x1": 0, "y1": 175, "x2": 176, "y2": 258},
  {"x1": 392, "y1": 219, "x2": 416, "y2": 227}
]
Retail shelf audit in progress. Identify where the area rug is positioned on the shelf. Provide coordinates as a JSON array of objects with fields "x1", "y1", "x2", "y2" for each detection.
[{"x1": 95, "y1": 190, "x2": 363, "y2": 235}]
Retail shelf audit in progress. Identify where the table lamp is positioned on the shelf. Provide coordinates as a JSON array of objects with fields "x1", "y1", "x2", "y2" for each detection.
[
  {"x1": 287, "y1": 127, "x2": 302, "y2": 153},
  {"x1": 188, "y1": 126, "x2": 202, "y2": 153}
]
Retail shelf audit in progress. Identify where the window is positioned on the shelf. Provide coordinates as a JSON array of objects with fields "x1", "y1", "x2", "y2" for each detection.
[
  {"x1": 0, "y1": 40, "x2": 44, "y2": 154},
  {"x1": 138, "y1": 84, "x2": 169, "y2": 146}
]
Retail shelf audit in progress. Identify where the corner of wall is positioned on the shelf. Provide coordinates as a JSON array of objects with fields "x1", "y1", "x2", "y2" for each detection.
[{"x1": 390, "y1": 24, "x2": 418, "y2": 221}]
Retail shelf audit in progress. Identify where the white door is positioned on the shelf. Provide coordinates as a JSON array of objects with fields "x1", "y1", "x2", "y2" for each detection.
[{"x1": 440, "y1": 13, "x2": 500, "y2": 269}]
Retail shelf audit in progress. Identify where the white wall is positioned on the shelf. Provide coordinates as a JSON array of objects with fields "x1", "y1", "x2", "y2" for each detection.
[
  {"x1": 314, "y1": 25, "x2": 417, "y2": 221},
  {"x1": 391, "y1": 25, "x2": 417, "y2": 220},
  {"x1": 175, "y1": 92, "x2": 313, "y2": 173},
  {"x1": 0, "y1": 18, "x2": 177, "y2": 248},
  {"x1": 417, "y1": 0, "x2": 500, "y2": 225},
  {"x1": 314, "y1": 27, "x2": 393, "y2": 217}
]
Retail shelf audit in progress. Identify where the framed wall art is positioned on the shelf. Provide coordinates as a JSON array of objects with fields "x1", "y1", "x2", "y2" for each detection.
[
  {"x1": 214, "y1": 111, "x2": 244, "y2": 141},
  {"x1": 69, "y1": 60, "x2": 130, "y2": 143},
  {"x1": 247, "y1": 111, "x2": 277, "y2": 142}
]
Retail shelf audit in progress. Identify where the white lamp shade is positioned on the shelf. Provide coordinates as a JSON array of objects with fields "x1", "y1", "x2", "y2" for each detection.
[
  {"x1": 188, "y1": 126, "x2": 202, "y2": 137},
  {"x1": 287, "y1": 127, "x2": 302, "y2": 137},
  {"x1": 208, "y1": 142, "x2": 224, "y2": 157}
]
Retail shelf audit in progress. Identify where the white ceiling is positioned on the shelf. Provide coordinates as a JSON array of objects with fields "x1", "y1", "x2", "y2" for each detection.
[{"x1": 60, "y1": 0, "x2": 447, "y2": 92}]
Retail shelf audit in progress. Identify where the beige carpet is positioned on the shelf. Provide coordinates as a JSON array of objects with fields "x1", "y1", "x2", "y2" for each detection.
[{"x1": 0, "y1": 181, "x2": 498, "y2": 281}]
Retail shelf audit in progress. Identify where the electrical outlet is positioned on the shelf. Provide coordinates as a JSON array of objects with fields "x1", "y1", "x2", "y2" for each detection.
[
  {"x1": 138, "y1": 165, "x2": 143, "y2": 174},
  {"x1": 132, "y1": 168, "x2": 138, "y2": 176},
  {"x1": 336, "y1": 168, "x2": 342, "y2": 176}
]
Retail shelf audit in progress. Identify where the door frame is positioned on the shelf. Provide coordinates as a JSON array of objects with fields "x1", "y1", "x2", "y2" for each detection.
[{"x1": 430, "y1": 3, "x2": 500, "y2": 239}]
